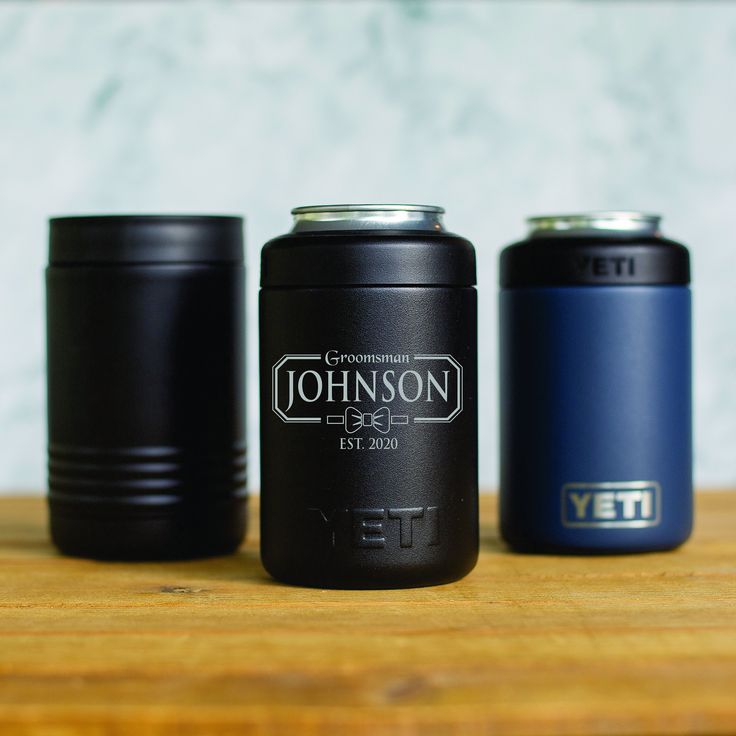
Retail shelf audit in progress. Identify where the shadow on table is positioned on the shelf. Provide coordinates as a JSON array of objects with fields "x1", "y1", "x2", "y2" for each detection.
[
  {"x1": 479, "y1": 521, "x2": 510, "y2": 554},
  {"x1": 171, "y1": 547, "x2": 273, "y2": 584}
]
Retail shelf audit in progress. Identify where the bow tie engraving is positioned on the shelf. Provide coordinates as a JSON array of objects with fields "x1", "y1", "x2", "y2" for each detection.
[{"x1": 327, "y1": 406, "x2": 409, "y2": 434}]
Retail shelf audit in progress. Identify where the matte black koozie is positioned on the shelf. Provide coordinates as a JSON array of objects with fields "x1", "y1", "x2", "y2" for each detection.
[
  {"x1": 47, "y1": 216, "x2": 247, "y2": 560},
  {"x1": 260, "y1": 205, "x2": 478, "y2": 589}
]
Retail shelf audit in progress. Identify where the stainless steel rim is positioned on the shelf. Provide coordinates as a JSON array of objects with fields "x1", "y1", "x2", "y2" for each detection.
[
  {"x1": 528, "y1": 211, "x2": 661, "y2": 235},
  {"x1": 292, "y1": 204, "x2": 444, "y2": 215},
  {"x1": 291, "y1": 204, "x2": 446, "y2": 233}
]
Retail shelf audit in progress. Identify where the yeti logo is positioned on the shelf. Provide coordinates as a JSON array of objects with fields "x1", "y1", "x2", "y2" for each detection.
[{"x1": 562, "y1": 481, "x2": 661, "y2": 528}]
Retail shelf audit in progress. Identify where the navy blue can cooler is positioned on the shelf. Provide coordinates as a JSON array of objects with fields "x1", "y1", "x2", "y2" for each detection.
[{"x1": 499, "y1": 212, "x2": 692, "y2": 554}]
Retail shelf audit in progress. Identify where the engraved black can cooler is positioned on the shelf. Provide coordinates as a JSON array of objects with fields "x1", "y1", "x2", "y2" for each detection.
[
  {"x1": 47, "y1": 215, "x2": 247, "y2": 560},
  {"x1": 259, "y1": 205, "x2": 478, "y2": 589}
]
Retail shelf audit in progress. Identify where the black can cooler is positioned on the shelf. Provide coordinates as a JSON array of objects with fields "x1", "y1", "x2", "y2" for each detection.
[
  {"x1": 259, "y1": 204, "x2": 478, "y2": 589},
  {"x1": 46, "y1": 215, "x2": 247, "y2": 560}
]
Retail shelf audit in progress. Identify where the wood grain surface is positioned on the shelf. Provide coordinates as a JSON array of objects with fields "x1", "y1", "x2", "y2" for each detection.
[{"x1": 0, "y1": 493, "x2": 734, "y2": 735}]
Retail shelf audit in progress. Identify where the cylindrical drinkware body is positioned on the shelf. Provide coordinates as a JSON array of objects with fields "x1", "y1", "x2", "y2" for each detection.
[
  {"x1": 260, "y1": 205, "x2": 478, "y2": 588},
  {"x1": 47, "y1": 216, "x2": 247, "y2": 560},
  {"x1": 499, "y1": 212, "x2": 692, "y2": 553}
]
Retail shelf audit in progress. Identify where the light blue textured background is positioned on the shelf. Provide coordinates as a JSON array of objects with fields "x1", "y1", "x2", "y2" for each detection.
[{"x1": 0, "y1": 1, "x2": 734, "y2": 492}]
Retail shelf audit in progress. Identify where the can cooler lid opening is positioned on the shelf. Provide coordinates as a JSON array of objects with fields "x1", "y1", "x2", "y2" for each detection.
[
  {"x1": 527, "y1": 211, "x2": 661, "y2": 237},
  {"x1": 290, "y1": 204, "x2": 445, "y2": 234},
  {"x1": 49, "y1": 215, "x2": 244, "y2": 265},
  {"x1": 500, "y1": 212, "x2": 690, "y2": 288},
  {"x1": 261, "y1": 204, "x2": 475, "y2": 288}
]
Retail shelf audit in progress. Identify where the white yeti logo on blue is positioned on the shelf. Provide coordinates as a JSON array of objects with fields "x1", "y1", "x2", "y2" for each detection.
[{"x1": 562, "y1": 482, "x2": 661, "y2": 528}]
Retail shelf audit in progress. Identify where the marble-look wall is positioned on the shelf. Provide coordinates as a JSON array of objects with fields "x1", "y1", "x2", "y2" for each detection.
[{"x1": 0, "y1": 1, "x2": 734, "y2": 492}]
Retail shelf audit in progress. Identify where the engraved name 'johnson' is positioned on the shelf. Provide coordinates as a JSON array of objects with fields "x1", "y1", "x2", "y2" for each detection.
[{"x1": 272, "y1": 351, "x2": 463, "y2": 426}]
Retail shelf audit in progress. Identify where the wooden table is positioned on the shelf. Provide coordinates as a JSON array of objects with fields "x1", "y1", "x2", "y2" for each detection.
[{"x1": 1, "y1": 493, "x2": 735, "y2": 735}]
